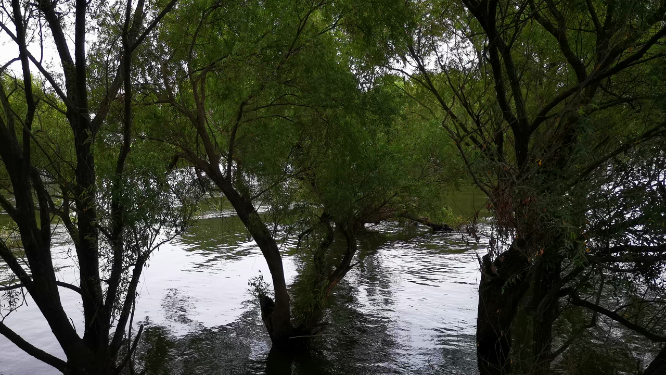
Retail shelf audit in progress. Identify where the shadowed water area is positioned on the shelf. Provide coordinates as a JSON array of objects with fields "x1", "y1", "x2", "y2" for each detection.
[{"x1": 1, "y1": 192, "x2": 486, "y2": 374}]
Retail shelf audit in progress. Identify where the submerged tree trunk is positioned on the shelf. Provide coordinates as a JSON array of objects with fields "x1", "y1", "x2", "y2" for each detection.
[
  {"x1": 476, "y1": 240, "x2": 529, "y2": 375},
  {"x1": 357, "y1": 206, "x2": 453, "y2": 232}
]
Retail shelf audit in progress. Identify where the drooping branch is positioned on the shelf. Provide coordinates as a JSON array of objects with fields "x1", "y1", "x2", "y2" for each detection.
[
  {"x1": 0, "y1": 24, "x2": 70, "y2": 105},
  {"x1": 569, "y1": 122, "x2": 666, "y2": 188},
  {"x1": 0, "y1": 322, "x2": 67, "y2": 371},
  {"x1": 0, "y1": 57, "x2": 20, "y2": 73},
  {"x1": 112, "y1": 324, "x2": 144, "y2": 375},
  {"x1": 548, "y1": 319, "x2": 595, "y2": 361},
  {"x1": 0, "y1": 280, "x2": 82, "y2": 294},
  {"x1": 407, "y1": 44, "x2": 462, "y2": 126}
]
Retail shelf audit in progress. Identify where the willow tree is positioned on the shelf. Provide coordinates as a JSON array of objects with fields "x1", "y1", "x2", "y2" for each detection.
[
  {"x1": 342, "y1": 0, "x2": 666, "y2": 373},
  {"x1": 0, "y1": 1, "x2": 198, "y2": 374},
  {"x1": 136, "y1": 0, "x2": 459, "y2": 347}
]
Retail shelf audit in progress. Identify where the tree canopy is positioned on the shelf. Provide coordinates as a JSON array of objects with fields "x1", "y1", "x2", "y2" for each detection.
[{"x1": 1, "y1": 0, "x2": 665, "y2": 374}]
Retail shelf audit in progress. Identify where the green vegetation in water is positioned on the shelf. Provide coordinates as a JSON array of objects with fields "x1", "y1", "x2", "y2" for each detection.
[{"x1": 247, "y1": 273, "x2": 272, "y2": 300}]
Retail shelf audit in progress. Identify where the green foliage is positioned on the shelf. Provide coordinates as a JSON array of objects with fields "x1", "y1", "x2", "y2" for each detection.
[
  {"x1": 138, "y1": 0, "x2": 461, "y2": 233},
  {"x1": 247, "y1": 273, "x2": 272, "y2": 299}
]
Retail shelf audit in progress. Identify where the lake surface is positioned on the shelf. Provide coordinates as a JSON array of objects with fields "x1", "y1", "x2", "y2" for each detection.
[{"x1": 0, "y1": 195, "x2": 487, "y2": 375}]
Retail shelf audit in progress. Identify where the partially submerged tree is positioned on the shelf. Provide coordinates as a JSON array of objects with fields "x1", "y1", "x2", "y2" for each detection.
[
  {"x1": 287, "y1": 72, "x2": 462, "y2": 330},
  {"x1": 342, "y1": 0, "x2": 666, "y2": 373},
  {"x1": 139, "y1": 0, "x2": 459, "y2": 347},
  {"x1": 0, "y1": 1, "x2": 196, "y2": 374}
]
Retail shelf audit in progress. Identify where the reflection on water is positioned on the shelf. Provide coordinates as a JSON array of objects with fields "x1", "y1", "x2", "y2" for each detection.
[
  {"x1": 131, "y1": 220, "x2": 482, "y2": 375},
  {"x1": 0, "y1": 212, "x2": 483, "y2": 374}
]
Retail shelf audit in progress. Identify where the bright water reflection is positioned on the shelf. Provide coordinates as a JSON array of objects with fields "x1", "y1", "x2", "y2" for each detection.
[{"x1": 0, "y1": 211, "x2": 484, "y2": 374}]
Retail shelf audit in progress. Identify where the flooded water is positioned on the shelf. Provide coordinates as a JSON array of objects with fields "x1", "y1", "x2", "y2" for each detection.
[
  {"x1": 2, "y1": 189, "x2": 656, "y2": 375},
  {"x1": 0, "y1": 194, "x2": 487, "y2": 375}
]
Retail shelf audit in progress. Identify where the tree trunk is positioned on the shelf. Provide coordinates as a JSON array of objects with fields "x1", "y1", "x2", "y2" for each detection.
[
  {"x1": 64, "y1": 356, "x2": 114, "y2": 375},
  {"x1": 476, "y1": 240, "x2": 529, "y2": 375},
  {"x1": 212, "y1": 175, "x2": 295, "y2": 346},
  {"x1": 264, "y1": 346, "x2": 294, "y2": 374},
  {"x1": 530, "y1": 253, "x2": 562, "y2": 373}
]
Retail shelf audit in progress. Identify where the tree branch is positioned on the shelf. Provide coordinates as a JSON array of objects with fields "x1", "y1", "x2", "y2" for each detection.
[
  {"x1": 549, "y1": 319, "x2": 594, "y2": 361},
  {"x1": 130, "y1": 0, "x2": 178, "y2": 52},
  {"x1": 568, "y1": 292, "x2": 666, "y2": 342},
  {"x1": 530, "y1": 25, "x2": 666, "y2": 133},
  {"x1": 112, "y1": 324, "x2": 144, "y2": 375},
  {"x1": 0, "y1": 194, "x2": 18, "y2": 220},
  {"x1": 568, "y1": 122, "x2": 666, "y2": 188},
  {"x1": 109, "y1": 255, "x2": 148, "y2": 356},
  {"x1": 585, "y1": 0, "x2": 603, "y2": 37},
  {"x1": 0, "y1": 23, "x2": 70, "y2": 106},
  {"x1": 528, "y1": 0, "x2": 587, "y2": 83},
  {"x1": 0, "y1": 322, "x2": 67, "y2": 371},
  {"x1": 0, "y1": 280, "x2": 82, "y2": 294}
]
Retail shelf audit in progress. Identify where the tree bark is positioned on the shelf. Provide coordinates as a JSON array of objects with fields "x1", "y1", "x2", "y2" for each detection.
[
  {"x1": 476, "y1": 240, "x2": 530, "y2": 375},
  {"x1": 530, "y1": 254, "x2": 562, "y2": 373}
]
